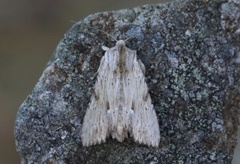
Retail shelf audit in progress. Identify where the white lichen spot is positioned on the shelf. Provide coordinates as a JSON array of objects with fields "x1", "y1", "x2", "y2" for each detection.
[
  {"x1": 185, "y1": 29, "x2": 191, "y2": 37},
  {"x1": 61, "y1": 130, "x2": 68, "y2": 140}
]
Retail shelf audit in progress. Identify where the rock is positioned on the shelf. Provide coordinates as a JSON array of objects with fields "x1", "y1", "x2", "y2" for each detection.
[{"x1": 14, "y1": 0, "x2": 240, "y2": 163}]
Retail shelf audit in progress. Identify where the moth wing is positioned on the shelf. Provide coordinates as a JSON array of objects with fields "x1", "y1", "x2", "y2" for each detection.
[
  {"x1": 81, "y1": 55, "x2": 110, "y2": 146},
  {"x1": 131, "y1": 60, "x2": 160, "y2": 147}
]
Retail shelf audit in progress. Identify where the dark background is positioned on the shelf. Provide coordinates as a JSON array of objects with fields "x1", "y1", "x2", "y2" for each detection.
[{"x1": 0, "y1": 0, "x2": 239, "y2": 163}]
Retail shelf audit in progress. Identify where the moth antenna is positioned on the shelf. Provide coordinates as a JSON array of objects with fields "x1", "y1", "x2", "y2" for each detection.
[
  {"x1": 124, "y1": 36, "x2": 134, "y2": 43},
  {"x1": 99, "y1": 30, "x2": 117, "y2": 42},
  {"x1": 88, "y1": 28, "x2": 118, "y2": 42}
]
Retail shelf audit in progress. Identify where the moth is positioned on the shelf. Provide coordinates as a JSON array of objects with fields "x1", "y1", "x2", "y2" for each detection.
[{"x1": 81, "y1": 39, "x2": 160, "y2": 147}]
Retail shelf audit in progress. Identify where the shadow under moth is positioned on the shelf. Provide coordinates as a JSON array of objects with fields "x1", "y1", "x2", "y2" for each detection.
[{"x1": 81, "y1": 39, "x2": 160, "y2": 147}]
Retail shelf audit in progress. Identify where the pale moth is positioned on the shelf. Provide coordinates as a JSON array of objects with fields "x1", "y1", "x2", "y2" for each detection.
[{"x1": 81, "y1": 38, "x2": 160, "y2": 147}]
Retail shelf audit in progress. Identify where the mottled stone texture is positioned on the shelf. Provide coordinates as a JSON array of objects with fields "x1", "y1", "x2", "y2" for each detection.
[{"x1": 15, "y1": 0, "x2": 240, "y2": 163}]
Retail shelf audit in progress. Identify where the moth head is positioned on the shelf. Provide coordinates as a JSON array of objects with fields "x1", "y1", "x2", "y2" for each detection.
[{"x1": 116, "y1": 40, "x2": 125, "y2": 46}]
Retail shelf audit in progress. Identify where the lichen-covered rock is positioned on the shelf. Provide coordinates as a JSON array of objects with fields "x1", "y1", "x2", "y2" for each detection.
[{"x1": 14, "y1": 0, "x2": 240, "y2": 163}]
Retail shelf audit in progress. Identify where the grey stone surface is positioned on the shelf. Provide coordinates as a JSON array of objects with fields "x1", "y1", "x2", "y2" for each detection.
[{"x1": 14, "y1": 0, "x2": 240, "y2": 163}]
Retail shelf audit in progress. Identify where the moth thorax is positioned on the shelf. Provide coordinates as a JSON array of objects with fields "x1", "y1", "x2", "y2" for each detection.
[
  {"x1": 116, "y1": 43, "x2": 127, "y2": 72},
  {"x1": 118, "y1": 43, "x2": 126, "y2": 54}
]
